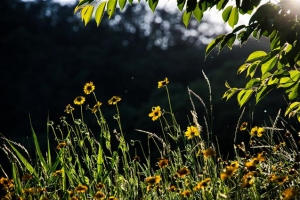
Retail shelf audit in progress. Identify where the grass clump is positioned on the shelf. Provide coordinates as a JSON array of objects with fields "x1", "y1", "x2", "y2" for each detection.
[{"x1": 1, "y1": 74, "x2": 300, "y2": 200}]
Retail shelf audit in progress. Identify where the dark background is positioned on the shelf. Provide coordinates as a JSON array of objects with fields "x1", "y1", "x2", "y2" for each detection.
[{"x1": 1, "y1": 0, "x2": 297, "y2": 175}]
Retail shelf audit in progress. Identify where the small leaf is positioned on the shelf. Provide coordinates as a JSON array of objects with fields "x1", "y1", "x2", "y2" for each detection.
[
  {"x1": 246, "y1": 61, "x2": 259, "y2": 78},
  {"x1": 256, "y1": 86, "x2": 273, "y2": 104},
  {"x1": 149, "y1": 0, "x2": 159, "y2": 12},
  {"x1": 119, "y1": 0, "x2": 127, "y2": 10},
  {"x1": 228, "y1": 7, "x2": 239, "y2": 28},
  {"x1": 261, "y1": 56, "x2": 277, "y2": 76},
  {"x1": 287, "y1": 83, "x2": 300, "y2": 100},
  {"x1": 223, "y1": 88, "x2": 238, "y2": 100},
  {"x1": 245, "y1": 51, "x2": 267, "y2": 63},
  {"x1": 192, "y1": 4, "x2": 203, "y2": 22},
  {"x1": 285, "y1": 102, "x2": 300, "y2": 116},
  {"x1": 107, "y1": 0, "x2": 117, "y2": 19},
  {"x1": 82, "y1": 5, "x2": 94, "y2": 26},
  {"x1": 74, "y1": 0, "x2": 91, "y2": 13},
  {"x1": 237, "y1": 89, "x2": 254, "y2": 107},
  {"x1": 219, "y1": 33, "x2": 236, "y2": 51},
  {"x1": 238, "y1": 63, "x2": 250, "y2": 74},
  {"x1": 217, "y1": 0, "x2": 229, "y2": 10},
  {"x1": 81, "y1": 6, "x2": 90, "y2": 21},
  {"x1": 205, "y1": 35, "x2": 225, "y2": 57},
  {"x1": 232, "y1": 25, "x2": 246, "y2": 33},
  {"x1": 245, "y1": 78, "x2": 260, "y2": 89},
  {"x1": 182, "y1": 10, "x2": 192, "y2": 28},
  {"x1": 95, "y1": 1, "x2": 107, "y2": 27},
  {"x1": 222, "y1": 6, "x2": 232, "y2": 22},
  {"x1": 177, "y1": 0, "x2": 186, "y2": 11},
  {"x1": 225, "y1": 80, "x2": 231, "y2": 88}
]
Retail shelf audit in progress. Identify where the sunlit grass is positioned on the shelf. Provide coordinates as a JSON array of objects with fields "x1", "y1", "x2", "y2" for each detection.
[{"x1": 0, "y1": 74, "x2": 299, "y2": 200}]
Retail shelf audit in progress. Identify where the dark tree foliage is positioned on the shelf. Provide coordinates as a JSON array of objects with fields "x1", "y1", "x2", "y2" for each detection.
[{"x1": 77, "y1": 0, "x2": 300, "y2": 122}]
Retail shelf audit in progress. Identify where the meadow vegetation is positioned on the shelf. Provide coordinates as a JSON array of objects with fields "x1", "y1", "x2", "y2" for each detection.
[{"x1": 1, "y1": 75, "x2": 299, "y2": 199}]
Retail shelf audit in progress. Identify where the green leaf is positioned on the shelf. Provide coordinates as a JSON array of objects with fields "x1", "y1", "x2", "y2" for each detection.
[
  {"x1": 256, "y1": 86, "x2": 273, "y2": 104},
  {"x1": 149, "y1": 0, "x2": 159, "y2": 12},
  {"x1": 31, "y1": 123, "x2": 48, "y2": 173},
  {"x1": 246, "y1": 61, "x2": 259, "y2": 78},
  {"x1": 205, "y1": 35, "x2": 225, "y2": 57},
  {"x1": 177, "y1": 0, "x2": 186, "y2": 11},
  {"x1": 232, "y1": 25, "x2": 246, "y2": 33},
  {"x1": 182, "y1": 10, "x2": 192, "y2": 28},
  {"x1": 6, "y1": 139, "x2": 36, "y2": 176},
  {"x1": 192, "y1": 4, "x2": 203, "y2": 22},
  {"x1": 225, "y1": 80, "x2": 231, "y2": 89},
  {"x1": 97, "y1": 144, "x2": 104, "y2": 175},
  {"x1": 287, "y1": 83, "x2": 299, "y2": 100},
  {"x1": 107, "y1": 0, "x2": 117, "y2": 19},
  {"x1": 245, "y1": 51, "x2": 267, "y2": 63},
  {"x1": 245, "y1": 78, "x2": 260, "y2": 89},
  {"x1": 237, "y1": 89, "x2": 254, "y2": 107},
  {"x1": 228, "y1": 7, "x2": 239, "y2": 28},
  {"x1": 285, "y1": 102, "x2": 300, "y2": 116},
  {"x1": 222, "y1": 6, "x2": 232, "y2": 22},
  {"x1": 261, "y1": 56, "x2": 277, "y2": 76},
  {"x1": 223, "y1": 88, "x2": 239, "y2": 100},
  {"x1": 82, "y1": 5, "x2": 94, "y2": 25},
  {"x1": 95, "y1": 2, "x2": 107, "y2": 26},
  {"x1": 119, "y1": 0, "x2": 127, "y2": 10},
  {"x1": 238, "y1": 63, "x2": 249, "y2": 74},
  {"x1": 217, "y1": 0, "x2": 229, "y2": 10},
  {"x1": 219, "y1": 33, "x2": 236, "y2": 51}
]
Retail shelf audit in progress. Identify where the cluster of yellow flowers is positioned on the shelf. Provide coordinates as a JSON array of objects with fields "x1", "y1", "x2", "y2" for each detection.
[{"x1": 64, "y1": 81, "x2": 121, "y2": 115}]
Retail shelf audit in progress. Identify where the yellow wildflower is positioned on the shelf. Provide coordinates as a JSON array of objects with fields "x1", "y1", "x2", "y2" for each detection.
[
  {"x1": 148, "y1": 106, "x2": 162, "y2": 121},
  {"x1": 158, "y1": 77, "x2": 169, "y2": 88},
  {"x1": 108, "y1": 96, "x2": 121, "y2": 105},
  {"x1": 74, "y1": 96, "x2": 85, "y2": 105},
  {"x1": 83, "y1": 81, "x2": 95, "y2": 95},
  {"x1": 185, "y1": 125, "x2": 200, "y2": 139}
]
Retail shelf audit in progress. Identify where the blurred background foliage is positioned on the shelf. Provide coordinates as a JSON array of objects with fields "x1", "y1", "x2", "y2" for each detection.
[{"x1": 1, "y1": 0, "x2": 297, "y2": 172}]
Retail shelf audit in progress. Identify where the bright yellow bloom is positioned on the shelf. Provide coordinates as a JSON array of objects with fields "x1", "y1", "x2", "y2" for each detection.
[
  {"x1": 158, "y1": 77, "x2": 169, "y2": 88},
  {"x1": 245, "y1": 158, "x2": 259, "y2": 171},
  {"x1": 75, "y1": 185, "x2": 88, "y2": 193},
  {"x1": 269, "y1": 174, "x2": 289, "y2": 184},
  {"x1": 145, "y1": 175, "x2": 161, "y2": 185},
  {"x1": 108, "y1": 96, "x2": 121, "y2": 105},
  {"x1": 92, "y1": 101, "x2": 102, "y2": 113},
  {"x1": 257, "y1": 127, "x2": 265, "y2": 137},
  {"x1": 240, "y1": 122, "x2": 248, "y2": 131},
  {"x1": 83, "y1": 81, "x2": 95, "y2": 95},
  {"x1": 250, "y1": 126, "x2": 257, "y2": 136},
  {"x1": 220, "y1": 161, "x2": 239, "y2": 181},
  {"x1": 241, "y1": 171, "x2": 257, "y2": 188},
  {"x1": 250, "y1": 126, "x2": 264, "y2": 137},
  {"x1": 74, "y1": 96, "x2": 85, "y2": 105},
  {"x1": 177, "y1": 167, "x2": 190, "y2": 178},
  {"x1": 282, "y1": 187, "x2": 298, "y2": 200},
  {"x1": 193, "y1": 178, "x2": 211, "y2": 191},
  {"x1": 148, "y1": 106, "x2": 162, "y2": 121},
  {"x1": 185, "y1": 125, "x2": 200, "y2": 139},
  {"x1": 108, "y1": 196, "x2": 118, "y2": 200}
]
